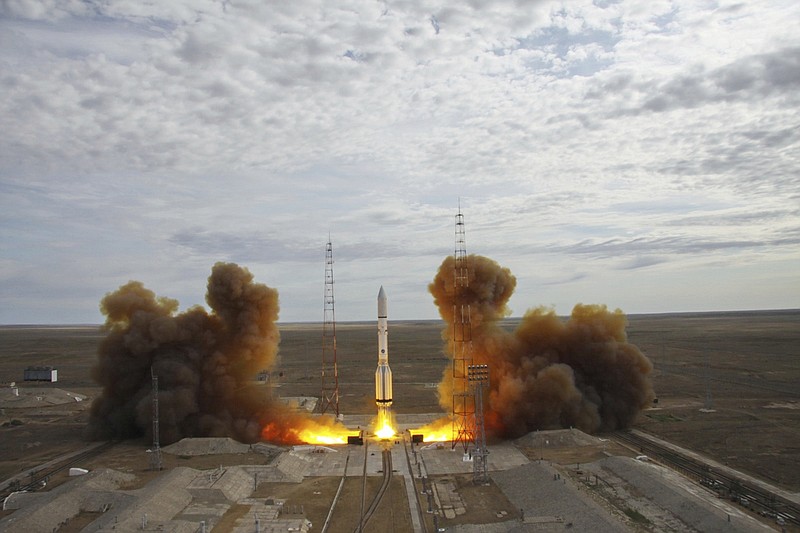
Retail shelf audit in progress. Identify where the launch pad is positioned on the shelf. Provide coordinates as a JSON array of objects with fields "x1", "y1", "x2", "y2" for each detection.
[{"x1": 2, "y1": 427, "x2": 785, "y2": 533}]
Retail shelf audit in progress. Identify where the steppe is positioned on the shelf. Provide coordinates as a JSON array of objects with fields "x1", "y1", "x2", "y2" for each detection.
[{"x1": 0, "y1": 309, "x2": 798, "y2": 532}]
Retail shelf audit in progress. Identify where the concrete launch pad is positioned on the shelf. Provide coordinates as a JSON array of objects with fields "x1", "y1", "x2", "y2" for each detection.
[{"x1": 0, "y1": 428, "x2": 781, "y2": 533}]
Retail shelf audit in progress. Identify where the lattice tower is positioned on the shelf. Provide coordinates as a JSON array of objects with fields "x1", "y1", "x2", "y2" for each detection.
[
  {"x1": 452, "y1": 207, "x2": 476, "y2": 452},
  {"x1": 320, "y1": 238, "x2": 340, "y2": 416}
]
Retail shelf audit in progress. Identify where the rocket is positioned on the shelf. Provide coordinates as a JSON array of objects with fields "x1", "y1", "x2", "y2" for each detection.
[{"x1": 375, "y1": 286, "x2": 393, "y2": 410}]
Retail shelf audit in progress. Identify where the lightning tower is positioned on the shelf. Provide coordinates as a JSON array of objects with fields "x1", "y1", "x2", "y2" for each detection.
[
  {"x1": 320, "y1": 238, "x2": 340, "y2": 416},
  {"x1": 452, "y1": 204, "x2": 476, "y2": 454}
]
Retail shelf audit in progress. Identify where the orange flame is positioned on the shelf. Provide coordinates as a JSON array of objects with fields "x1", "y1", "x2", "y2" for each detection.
[
  {"x1": 297, "y1": 426, "x2": 355, "y2": 445},
  {"x1": 410, "y1": 416, "x2": 452, "y2": 443},
  {"x1": 260, "y1": 414, "x2": 356, "y2": 445}
]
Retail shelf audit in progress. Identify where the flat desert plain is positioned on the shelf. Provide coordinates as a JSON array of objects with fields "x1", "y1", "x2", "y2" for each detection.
[{"x1": 0, "y1": 309, "x2": 798, "y2": 492}]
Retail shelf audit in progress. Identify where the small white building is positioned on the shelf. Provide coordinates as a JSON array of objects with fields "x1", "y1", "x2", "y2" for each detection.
[{"x1": 23, "y1": 366, "x2": 57, "y2": 382}]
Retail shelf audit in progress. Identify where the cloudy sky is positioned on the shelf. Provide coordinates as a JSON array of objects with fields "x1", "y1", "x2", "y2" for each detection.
[{"x1": 1, "y1": 0, "x2": 798, "y2": 324}]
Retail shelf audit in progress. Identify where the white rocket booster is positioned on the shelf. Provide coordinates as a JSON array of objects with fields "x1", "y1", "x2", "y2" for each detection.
[{"x1": 375, "y1": 286, "x2": 393, "y2": 408}]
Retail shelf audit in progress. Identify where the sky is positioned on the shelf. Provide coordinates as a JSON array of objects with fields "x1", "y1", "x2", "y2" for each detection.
[{"x1": 1, "y1": 0, "x2": 798, "y2": 324}]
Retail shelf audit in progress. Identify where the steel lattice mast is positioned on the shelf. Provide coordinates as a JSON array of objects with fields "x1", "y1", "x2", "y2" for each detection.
[
  {"x1": 320, "y1": 238, "x2": 340, "y2": 416},
  {"x1": 452, "y1": 205, "x2": 476, "y2": 453}
]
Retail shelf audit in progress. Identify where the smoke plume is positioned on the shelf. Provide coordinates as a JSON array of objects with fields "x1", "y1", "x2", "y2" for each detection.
[
  {"x1": 87, "y1": 262, "x2": 330, "y2": 445},
  {"x1": 429, "y1": 255, "x2": 654, "y2": 439}
]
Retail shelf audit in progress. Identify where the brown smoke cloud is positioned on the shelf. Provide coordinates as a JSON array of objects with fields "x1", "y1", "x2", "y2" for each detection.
[
  {"x1": 429, "y1": 255, "x2": 654, "y2": 439},
  {"x1": 87, "y1": 262, "x2": 325, "y2": 445}
]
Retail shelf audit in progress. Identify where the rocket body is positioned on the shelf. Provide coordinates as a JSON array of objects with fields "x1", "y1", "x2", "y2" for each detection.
[{"x1": 375, "y1": 286, "x2": 393, "y2": 408}]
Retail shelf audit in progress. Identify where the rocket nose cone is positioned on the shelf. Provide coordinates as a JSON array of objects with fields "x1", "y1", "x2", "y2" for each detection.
[{"x1": 378, "y1": 286, "x2": 388, "y2": 317}]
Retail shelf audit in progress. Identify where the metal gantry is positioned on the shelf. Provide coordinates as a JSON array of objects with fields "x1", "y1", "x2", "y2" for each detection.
[
  {"x1": 452, "y1": 206, "x2": 476, "y2": 453},
  {"x1": 320, "y1": 238, "x2": 340, "y2": 417}
]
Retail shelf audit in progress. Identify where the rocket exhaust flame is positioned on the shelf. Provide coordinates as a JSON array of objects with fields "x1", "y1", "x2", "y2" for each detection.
[
  {"x1": 410, "y1": 416, "x2": 452, "y2": 443},
  {"x1": 87, "y1": 262, "x2": 353, "y2": 446},
  {"x1": 428, "y1": 254, "x2": 655, "y2": 439},
  {"x1": 374, "y1": 408, "x2": 396, "y2": 440},
  {"x1": 261, "y1": 414, "x2": 357, "y2": 445}
]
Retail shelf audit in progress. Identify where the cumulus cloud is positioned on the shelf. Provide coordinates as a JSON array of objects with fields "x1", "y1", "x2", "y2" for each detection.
[
  {"x1": 1, "y1": 0, "x2": 798, "y2": 323},
  {"x1": 636, "y1": 47, "x2": 800, "y2": 113}
]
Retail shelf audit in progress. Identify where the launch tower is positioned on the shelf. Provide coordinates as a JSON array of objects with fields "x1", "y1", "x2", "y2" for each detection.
[{"x1": 320, "y1": 238, "x2": 340, "y2": 416}]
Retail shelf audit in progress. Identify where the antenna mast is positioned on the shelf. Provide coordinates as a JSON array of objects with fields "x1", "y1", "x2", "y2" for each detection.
[
  {"x1": 320, "y1": 237, "x2": 340, "y2": 416},
  {"x1": 452, "y1": 204, "x2": 476, "y2": 454}
]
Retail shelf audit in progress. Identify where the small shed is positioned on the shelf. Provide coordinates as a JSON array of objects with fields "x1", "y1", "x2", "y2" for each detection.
[{"x1": 23, "y1": 366, "x2": 58, "y2": 382}]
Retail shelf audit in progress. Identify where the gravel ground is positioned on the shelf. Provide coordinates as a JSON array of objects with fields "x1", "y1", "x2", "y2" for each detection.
[
  {"x1": 492, "y1": 460, "x2": 631, "y2": 532},
  {"x1": 581, "y1": 456, "x2": 772, "y2": 533}
]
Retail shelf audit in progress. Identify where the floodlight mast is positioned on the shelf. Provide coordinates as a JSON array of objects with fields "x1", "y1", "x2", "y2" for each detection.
[
  {"x1": 150, "y1": 367, "x2": 162, "y2": 471},
  {"x1": 469, "y1": 364, "x2": 490, "y2": 483}
]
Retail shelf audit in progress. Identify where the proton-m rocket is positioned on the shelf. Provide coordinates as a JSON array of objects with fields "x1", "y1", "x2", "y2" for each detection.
[{"x1": 375, "y1": 286, "x2": 392, "y2": 414}]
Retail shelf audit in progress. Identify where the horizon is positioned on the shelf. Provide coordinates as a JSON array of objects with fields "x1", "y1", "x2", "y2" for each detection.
[{"x1": 3, "y1": 306, "x2": 799, "y2": 328}]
